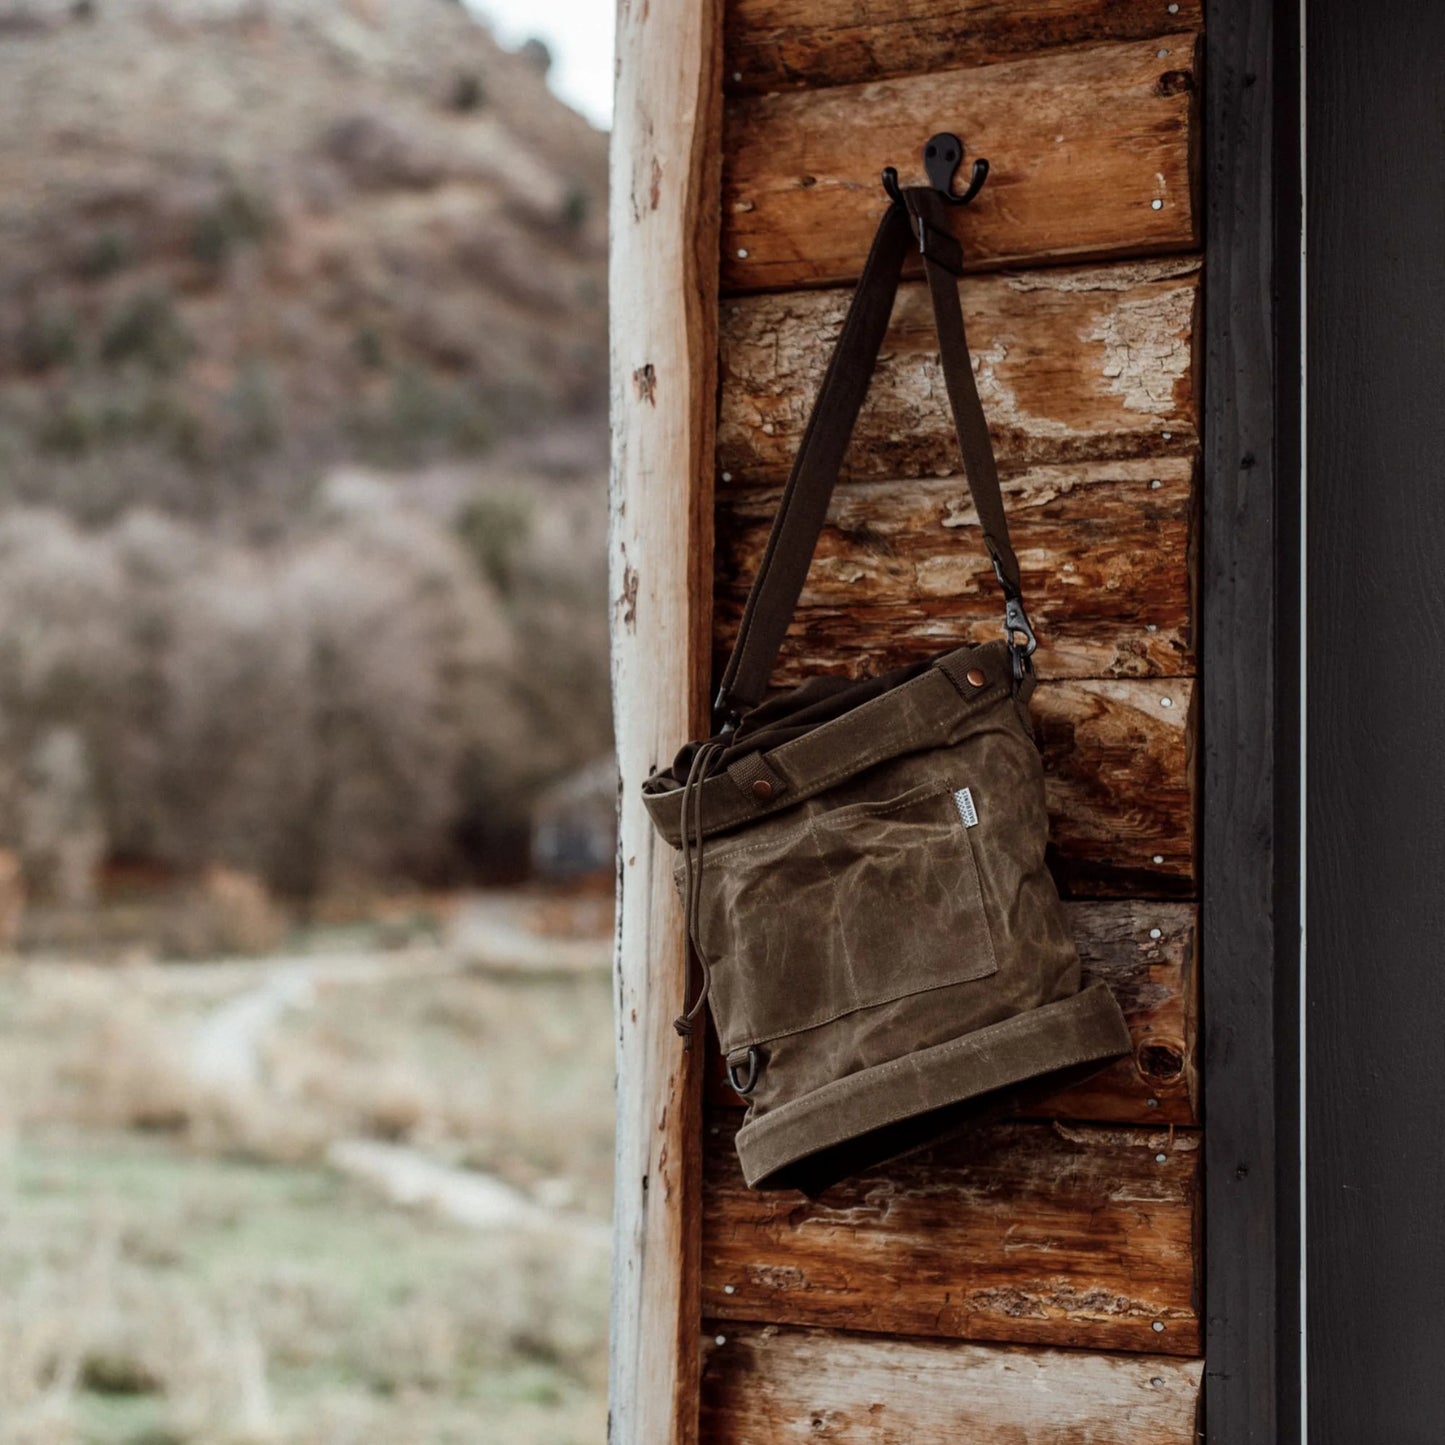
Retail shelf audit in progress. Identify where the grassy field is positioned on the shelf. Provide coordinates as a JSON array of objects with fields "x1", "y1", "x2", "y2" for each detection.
[{"x1": 0, "y1": 897, "x2": 614, "y2": 1445}]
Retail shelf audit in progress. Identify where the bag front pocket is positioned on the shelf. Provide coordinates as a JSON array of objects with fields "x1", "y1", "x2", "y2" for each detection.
[{"x1": 690, "y1": 779, "x2": 998, "y2": 1054}]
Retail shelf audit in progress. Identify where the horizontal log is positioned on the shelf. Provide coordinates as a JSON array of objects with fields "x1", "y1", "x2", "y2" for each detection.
[
  {"x1": 725, "y1": 0, "x2": 1204, "y2": 93},
  {"x1": 705, "y1": 1329, "x2": 1202, "y2": 1445},
  {"x1": 715, "y1": 457, "x2": 1196, "y2": 678},
  {"x1": 701, "y1": 1326, "x2": 1203, "y2": 1443},
  {"x1": 709, "y1": 900, "x2": 1198, "y2": 1124},
  {"x1": 1036, "y1": 676, "x2": 1194, "y2": 896},
  {"x1": 723, "y1": 35, "x2": 1200, "y2": 290},
  {"x1": 718, "y1": 258, "x2": 1199, "y2": 485},
  {"x1": 703, "y1": 1114, "x2": 1201, "y2": 1353}
]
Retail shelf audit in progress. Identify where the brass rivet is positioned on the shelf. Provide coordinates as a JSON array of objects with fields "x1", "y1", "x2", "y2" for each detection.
[
  {"x1": 751, "y1": 779, "x2": 773, "y2": 800},
  {"x1": 965, "y1": 667, "x2": 987, "y2": 687}
]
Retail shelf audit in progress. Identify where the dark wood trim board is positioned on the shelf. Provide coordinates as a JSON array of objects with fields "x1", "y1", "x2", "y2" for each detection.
[
  {"x1": 1201, "y1": 0, "x2": 1302, "y2": 1440},
  {"x1": 1304, "y1": 1, "x2": 1445, "y2": 1438}
]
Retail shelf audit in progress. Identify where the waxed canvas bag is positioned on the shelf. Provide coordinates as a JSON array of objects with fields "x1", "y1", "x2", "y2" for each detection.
[{"x1": 642, "y1": 185, "x2": 1130, "y2": 1192}]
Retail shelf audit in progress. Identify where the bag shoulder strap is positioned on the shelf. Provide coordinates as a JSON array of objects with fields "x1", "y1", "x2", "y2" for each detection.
[{"x1": 713, "y1": 189, "x2": 1036, "y2": 728}]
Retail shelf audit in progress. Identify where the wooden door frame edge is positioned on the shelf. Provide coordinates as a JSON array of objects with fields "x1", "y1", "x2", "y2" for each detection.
[
  {"x1": 1200, "y1": 0, "x2": 1303, "y2": 1440},
  {"x1": 607, "y1": 1, "x2": 725, "y2": 1442}
]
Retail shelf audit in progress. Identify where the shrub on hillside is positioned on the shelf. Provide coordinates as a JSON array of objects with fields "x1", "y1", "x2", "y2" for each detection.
[{"x1": 0, "y1": 499, "x2": 543, "y2": 899}]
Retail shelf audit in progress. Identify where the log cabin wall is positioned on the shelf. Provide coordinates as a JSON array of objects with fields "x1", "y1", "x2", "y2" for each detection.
[{"x1": 697, "y1": 2, "x2": 1205, "y2": 1437}]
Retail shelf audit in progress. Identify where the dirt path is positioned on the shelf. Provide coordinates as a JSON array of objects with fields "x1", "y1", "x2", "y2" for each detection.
[
  {"x1": 175, "y1": 903, "x2": 610, "y2": 1243},
  {"x1": 328, "y1": 1138, "x2": 608, "y2": 1247},
  {"x1": 184, "y1": 949, "x2": 457, "y2": 1091}
]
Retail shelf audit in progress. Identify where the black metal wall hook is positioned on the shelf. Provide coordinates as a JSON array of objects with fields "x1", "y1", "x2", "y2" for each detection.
[{"x1": 882, "y1": 131, "x2": 989, "y2": 207}]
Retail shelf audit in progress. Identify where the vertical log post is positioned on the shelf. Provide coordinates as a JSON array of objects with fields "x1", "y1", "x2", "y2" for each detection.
[{"x1": 608, "y1": 1, "x2": 723, "y2": 1441}]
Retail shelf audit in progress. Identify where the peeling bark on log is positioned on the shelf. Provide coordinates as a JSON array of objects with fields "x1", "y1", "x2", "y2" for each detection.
[
  {"x1": 1035, "y1": 677, "x2": 1194, "y2": 896},
  {"x1": 725, "y1": 0, "x2": 1204, "y2": 93},
  {"x1": 715, "y1": 456, "x2": 1197, "y2": 679},
  {"x1": 709, "y1": 900, "x2": 1198, "y2": 1124},
  {"x1": 702, "y1": 1114, "x2": 1201, "y2": 1354},
  {"x1": 718, "y1": 259, "x2": 1199, "y2": 486},
  {"x1": 722, "y1": 35, "x2": 1200, "y2": 291},
  {"x1": 701, "y1": 1326, "x2": 1204, "y2": 1443}
]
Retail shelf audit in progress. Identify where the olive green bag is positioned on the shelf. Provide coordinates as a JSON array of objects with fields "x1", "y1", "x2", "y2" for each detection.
[{"x1": 642, "y1": 186, "x2": 1130, "y2": 1192}]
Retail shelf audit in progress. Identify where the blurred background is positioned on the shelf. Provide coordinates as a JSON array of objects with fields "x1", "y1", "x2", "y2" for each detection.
[{"x1": 0, "y1": 1, "x2": 615, "y2": 1441}]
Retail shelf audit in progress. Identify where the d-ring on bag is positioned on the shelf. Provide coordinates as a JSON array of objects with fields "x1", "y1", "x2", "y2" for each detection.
[{"x1": 642, "y1": 185, "x2": 1130, "y2": 1192}]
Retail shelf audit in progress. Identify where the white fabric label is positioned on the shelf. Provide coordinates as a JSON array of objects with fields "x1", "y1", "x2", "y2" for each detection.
[{"x1": 953, "y1": 786, "x2": 979, "y2": 828}]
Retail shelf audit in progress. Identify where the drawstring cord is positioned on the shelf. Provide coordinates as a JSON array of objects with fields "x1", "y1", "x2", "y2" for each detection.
[{"x1": 674, "y1": 738, "x2": 725, "y2": 1048}]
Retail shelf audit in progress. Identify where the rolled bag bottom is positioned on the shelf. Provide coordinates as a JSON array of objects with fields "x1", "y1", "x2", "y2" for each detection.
[{"x1": 735, "y1": 981, "x2": 1130, "y2": 1191}]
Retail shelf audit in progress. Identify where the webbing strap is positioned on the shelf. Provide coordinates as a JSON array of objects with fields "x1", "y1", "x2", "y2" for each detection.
[{"x1": 714, "y1": 189, "x2": 1029, "y2": 725}]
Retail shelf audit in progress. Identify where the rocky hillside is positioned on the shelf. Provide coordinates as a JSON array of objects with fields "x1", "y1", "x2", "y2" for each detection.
[
  {"x1": 0, "y1": 0, "x2": 608, "y2": 525},
  {"x1": 0, "y1": 0, "x2": 612, "y2": 897}
]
